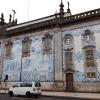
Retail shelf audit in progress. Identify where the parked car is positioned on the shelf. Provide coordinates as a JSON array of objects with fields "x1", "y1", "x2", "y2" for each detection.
[{"x1": 8, "y1": 82, "x2": 41, "y2": 97}]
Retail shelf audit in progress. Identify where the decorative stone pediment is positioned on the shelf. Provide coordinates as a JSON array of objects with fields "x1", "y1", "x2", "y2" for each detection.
[{"x1": 64, "y1": 68, "x2": 74, "y2": 73}]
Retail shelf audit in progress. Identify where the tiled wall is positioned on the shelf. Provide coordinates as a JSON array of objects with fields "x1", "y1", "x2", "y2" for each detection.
[
  {"x1": 2, "y1": 33, "x2": 55, "y2": 82},
  {"x1": 62, "y1": 24, "x2": 100, "y2": 82}
]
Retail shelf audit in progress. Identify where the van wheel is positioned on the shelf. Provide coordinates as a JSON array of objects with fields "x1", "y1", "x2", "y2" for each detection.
[
  {"x1": 26, "y1": 91, "x2": 31, "y2": 97},
  {"x1": 9, "y1": 91, "x2": 13, "y2": 97}
]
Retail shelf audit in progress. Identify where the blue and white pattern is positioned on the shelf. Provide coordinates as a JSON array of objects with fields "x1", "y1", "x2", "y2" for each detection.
[
  {"x1": 62, "y1": 24, "x2": 100, "y2": 82},
  {"x1": 2, "y1": 34, "x2": 54, "y2": 82}
]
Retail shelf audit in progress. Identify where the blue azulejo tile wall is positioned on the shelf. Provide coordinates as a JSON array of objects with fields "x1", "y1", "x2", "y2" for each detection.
[{"x1": 2, "y1": 33, "x2": 55, "y2": 82}]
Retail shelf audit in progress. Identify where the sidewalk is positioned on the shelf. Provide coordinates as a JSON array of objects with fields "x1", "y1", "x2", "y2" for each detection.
[
  {"x1": 0, "y1": 89, "x2": 100, "y2": 99},
  {"x1": 42, "y1": 91, "x2": 100, "y2": 99}
]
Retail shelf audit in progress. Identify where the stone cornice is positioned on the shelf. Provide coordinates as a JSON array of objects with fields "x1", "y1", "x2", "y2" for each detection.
[{"x1": 1, "y1": 8, "x2": 100, "y2": 37}]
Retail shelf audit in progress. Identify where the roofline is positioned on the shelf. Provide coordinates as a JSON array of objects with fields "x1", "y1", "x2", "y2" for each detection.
[
  {"x1": 1, "y1": 8, "x2": 100, "y2": 37},
  {"x1": 7, "y1": 14, "x2": 55, "y2": 30}
]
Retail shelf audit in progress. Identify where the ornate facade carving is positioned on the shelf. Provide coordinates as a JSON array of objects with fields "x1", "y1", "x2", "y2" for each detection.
[
  {"x1": 82, "y1": 30, "x2": 96, "y2": 48},
  {"x1": 63, "y1": 34, "x2": 74, "y2": 50}
]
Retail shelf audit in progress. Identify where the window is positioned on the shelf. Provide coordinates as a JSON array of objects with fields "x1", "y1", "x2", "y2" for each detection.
[
  {"x1": 20, "y1": 83, "x2": 32, "y2": 87},
  {"x1": 87, "y1": 72, "x2": 96, "y2": 78},
  {"x1": 35, "y1": 82, "x2": 41, "y2": 87},
  {"x1": 22, "y1": 37, "x2": 31, "y2": 57},
  {"x1": 42, "y1": 34, "x2": 52, "y2": 54},
  {"x1": 5, "y1": 41, "x2": 13, "y2": 58},
  {"x1": 83, "y1": 30, "x2": 93, "y2": 42},
  {"x1": 65, "y1": 49, "x2": 73, "y2": 68},
  {"x1": 84, "y1": 47, "x2": 95, "y2": 67},
  {"x1": 64, "y1": 34, "x2": 72, "y2": 45}
]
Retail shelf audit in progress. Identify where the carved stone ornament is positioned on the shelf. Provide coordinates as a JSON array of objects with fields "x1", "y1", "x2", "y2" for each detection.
[{"x1": 64, "y1": 68, "x2": 74, "y2": 73}]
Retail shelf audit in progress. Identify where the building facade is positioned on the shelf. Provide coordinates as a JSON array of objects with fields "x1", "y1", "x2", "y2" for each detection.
[{"x1": 0, "y1": 1, "x2": 100, "y2": 92}]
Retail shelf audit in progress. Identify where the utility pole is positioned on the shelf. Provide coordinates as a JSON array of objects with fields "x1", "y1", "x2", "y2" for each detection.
[{"x1": 28, "y1": 0, "x2": 30, "y2": 21}]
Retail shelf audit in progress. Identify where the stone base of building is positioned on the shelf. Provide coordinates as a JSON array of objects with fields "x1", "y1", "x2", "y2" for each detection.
[
  {"x1": 0, "y1": 81, "x2": 100, "y2": 92},
  {"x1": 41, "y1": 81, "x2": 65, "y2": 91},
  {"x1": 73, "y1": 82, "x2": 100, "y2": 92}
]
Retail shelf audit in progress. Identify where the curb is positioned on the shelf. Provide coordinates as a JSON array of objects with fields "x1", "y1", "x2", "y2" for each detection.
[{"x1": 41, "y1": 95, "x2": 100, "y2": 100}]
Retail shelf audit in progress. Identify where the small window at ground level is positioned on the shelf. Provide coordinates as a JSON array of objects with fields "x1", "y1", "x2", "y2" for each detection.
[{"x1": 87, "y1": 72, "x2": 96, "y2": 78}]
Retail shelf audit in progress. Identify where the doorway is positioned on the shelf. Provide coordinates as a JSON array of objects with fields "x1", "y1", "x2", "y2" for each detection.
[{"x1": 66, "y1": 73, "x2": 73, "y2": 91}]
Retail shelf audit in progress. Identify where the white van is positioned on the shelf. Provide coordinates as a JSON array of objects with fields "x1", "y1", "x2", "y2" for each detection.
[{"x1": 8, "y1": 82, "x2": 41, "y2": 97}]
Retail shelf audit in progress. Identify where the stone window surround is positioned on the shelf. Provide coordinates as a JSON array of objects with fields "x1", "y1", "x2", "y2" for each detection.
[
  {"x1": 83, "y1": 29, "x2": 94, "y2": 42},
  {"x1": 5, "y1": 41, "x2": 13, "y2": 58},
  {"x1": 87, "y1": 72, "x2": 96, "y2": 78},
  {"x1": 64, "y1": 49, "x2": 73, "y2": 69},
  {"x1": 42, "y1": 34, "x2": 52, "y2": 54},
  {"x1": 64, "y1": 34, "x2": 73, "y2": 45},
  {"x1": 84, "y1": 46, "x2": 96, "y2": 68},
  {"x1": 22, "y1": 37, "x2": 31, "y2": 57}
]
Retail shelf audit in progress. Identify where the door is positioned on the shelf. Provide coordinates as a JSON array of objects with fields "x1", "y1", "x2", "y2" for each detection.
[{"x1": 66, "y1": 73, "x2": 73, "y2": 91}]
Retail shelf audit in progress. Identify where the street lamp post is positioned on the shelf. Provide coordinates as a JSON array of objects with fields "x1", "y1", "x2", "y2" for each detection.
[{"x1": 20, "y1": 42, "x2": 23, "y2": 82}]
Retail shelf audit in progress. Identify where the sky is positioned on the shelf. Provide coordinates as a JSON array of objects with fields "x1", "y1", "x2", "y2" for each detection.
[{"x1": 0, "y1": 0, "x2": 100, "y2": 24}]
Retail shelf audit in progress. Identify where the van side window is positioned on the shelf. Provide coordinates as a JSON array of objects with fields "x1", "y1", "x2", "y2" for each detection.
[
  {"x1": 35, "y1": 82, "x2": 41, "y2": 87},
  {"x1": 20, "y1": 83, "x2": 32, "y2": 87}
]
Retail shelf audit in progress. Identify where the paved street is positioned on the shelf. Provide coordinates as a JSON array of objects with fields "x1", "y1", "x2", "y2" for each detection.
[{"x1": 0, "y1": 94, "x2": 99, "y2": 100}]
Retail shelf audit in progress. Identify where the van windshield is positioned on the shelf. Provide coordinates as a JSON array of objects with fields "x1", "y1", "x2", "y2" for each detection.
[{"x1": 35, "y1": 82, "x2": 41, "y2": 87}]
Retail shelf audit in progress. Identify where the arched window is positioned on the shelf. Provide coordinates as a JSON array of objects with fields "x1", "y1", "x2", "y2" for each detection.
[
  {"x1": 83, "y1": 30, "x2": 93, "y2": 42},
  {"x1": 42, "y1": 34, "x2": 52, "y2": 54},
  {"x1": 22, "y1": 37, "x2": 31, "y2": 57},
  {"x1": 64, "y1": 34, "x2": 73, "y2": 45},
  {"x1": 5, "y1": 41, "x2": 13, "y2": 58}
]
